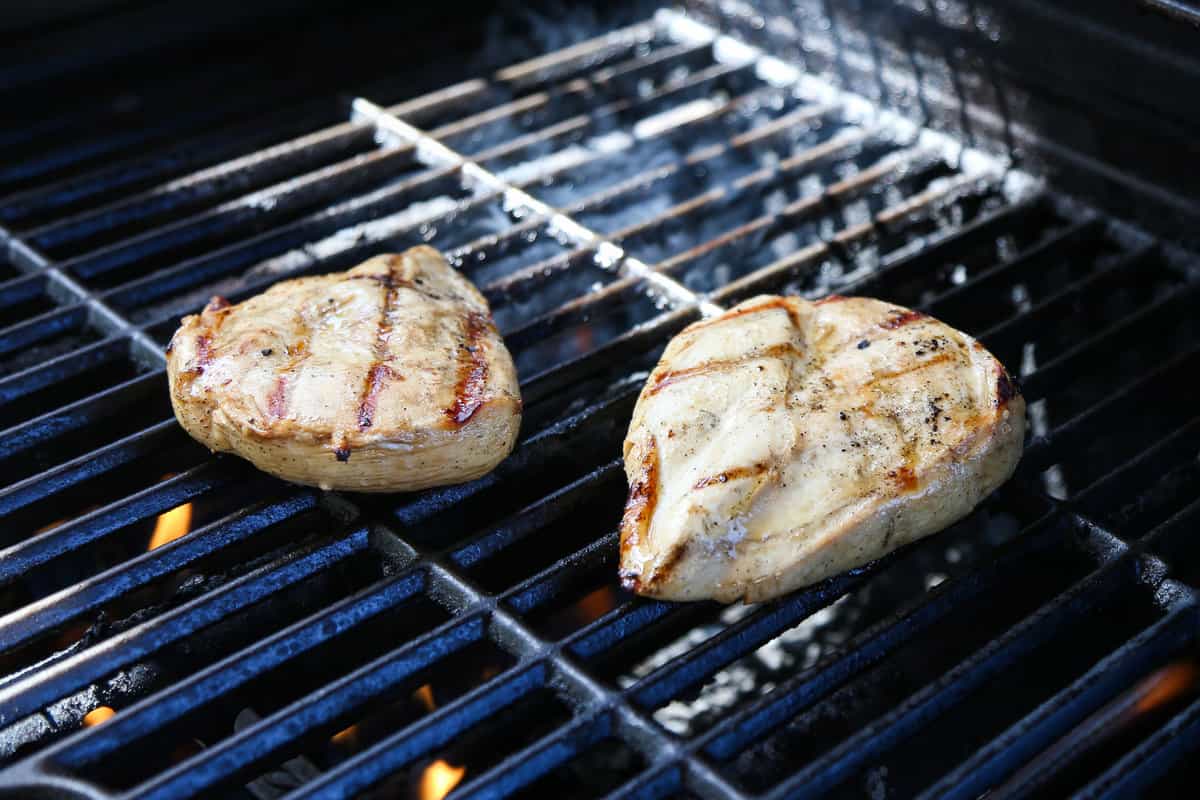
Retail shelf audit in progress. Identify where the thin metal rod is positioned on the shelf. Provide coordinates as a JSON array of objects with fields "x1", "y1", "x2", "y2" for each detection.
[{"x1": 350, "y1": 97, "x2": 724, "y2": 319}]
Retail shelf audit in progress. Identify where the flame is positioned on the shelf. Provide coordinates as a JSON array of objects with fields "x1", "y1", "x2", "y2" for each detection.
[
  {"x1": 330, "y1": 724, "x2": 359, "y2": 745},
  {"x1": 35, "y1": 505, "x2": 100, "y2": 535},
  {"x1": 413, "y1": 684, "x2": 436, "y2": 713},
  {"x1": 1136, "y1": 661, "x2": 1198, "y2": 714},
  {"x1": 574, "y1": 585, "x2": 618, "y2": 625},
  {"x1": 418, "y1": 759, "x2": 465, "y2": 800},
  {"x1": 83, "y1": 706, "x2": 115, "y2": 726},
  {"x1": 148, "y1": 502, "x2": 193, "y2": 550}
]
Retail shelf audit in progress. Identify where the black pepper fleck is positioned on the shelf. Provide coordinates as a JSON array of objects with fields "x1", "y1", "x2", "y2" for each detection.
[
  {"x1": 857, "y1": 339, "x2": 870, "y2": 349},
  {"x1": 839, "y1": 411, "x2": 848, "y2": 421},
  {"x1": 261, "y1": 348, "x2": 273, "y2": 356}
]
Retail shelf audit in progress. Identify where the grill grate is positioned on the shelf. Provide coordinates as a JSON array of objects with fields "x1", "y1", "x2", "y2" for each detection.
[{"x1": 2, "y1": 6, "x2": 1200, "y2": 799}]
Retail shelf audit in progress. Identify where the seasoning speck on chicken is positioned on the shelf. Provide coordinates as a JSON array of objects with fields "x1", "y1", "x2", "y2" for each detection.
[
  {"x1": 166, "y1": 247, "x2": 522, "y2": 492},
  {"x1": 619, "y1": 294, "x2": 1024, "y2": 603}
]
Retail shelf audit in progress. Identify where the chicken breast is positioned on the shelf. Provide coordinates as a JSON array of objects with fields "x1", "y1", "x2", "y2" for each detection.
[
  {"x1": 619, "y1": 294, "x2": 1024, "y2": 603},
  {"x1": 166, "y1": 247, "x2": 522, "y2": 492}
]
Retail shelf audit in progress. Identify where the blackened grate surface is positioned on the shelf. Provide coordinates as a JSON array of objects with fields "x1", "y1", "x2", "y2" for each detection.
[{"x1": 1, "y1": 6, "x2": 1200, "y2": 800}]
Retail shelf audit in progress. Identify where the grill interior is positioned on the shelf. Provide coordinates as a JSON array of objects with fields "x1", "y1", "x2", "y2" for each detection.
[{"x1": 3, "y1": 2, "x2": 1200, "y2": 798}]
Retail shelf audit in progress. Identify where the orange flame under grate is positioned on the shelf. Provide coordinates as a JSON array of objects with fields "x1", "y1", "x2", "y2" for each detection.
[
  {"x1": 1135, "y1": 661, "x2": 1198, "y2": 714},
  {"x1": 575, "y1": 585, "x2": 618, "y2": 625},
  {"x1": 330, "y1": 724, "x2": 358, "y2": 746},
  {"x1": 83, "y1": 706, "x2": 115, "y2": 726},
  {"x1": 418, "y1": 759, "x2": 466, "y2": 800},
  {"x1": 148, "y1": 502, "x2": 193, "y2": 550},
  {"x1": 413, "y1": 684, "x2": 436, "y2": 713}
]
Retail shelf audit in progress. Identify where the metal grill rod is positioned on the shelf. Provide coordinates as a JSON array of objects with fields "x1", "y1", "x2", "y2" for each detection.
[
  {"x1": 0, "y1": 528, "x2": 368, "y2": 729},
  {"x1": 921, "y1": 605, "x2": 1198, "y2": 800},
  {"x1": 350, "y1": 97, "x2": 725, "y2": 318},
  {"x1": 2, "y1": 233, "x2": 164, "y2": 370}
]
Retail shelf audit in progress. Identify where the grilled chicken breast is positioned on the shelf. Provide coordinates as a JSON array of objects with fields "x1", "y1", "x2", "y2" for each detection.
[
  {"x1": 166, "y1": 247, "x2": 521, "y2": 492},
  {"x1": 620, "y1": 294, "x2": 1024, "y2": 603}
]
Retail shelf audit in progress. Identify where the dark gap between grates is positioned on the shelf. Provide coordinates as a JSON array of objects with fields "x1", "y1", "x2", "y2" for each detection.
[
  {"x1": 386, "y1": 34, "x2": 668, "y2": 135},
  {"x1": 0, "y1": 274, "x2": 57, "y2": 330},
  {"x1": 453, "y1": 226, "x2": 577, "y2": 299},
  {"x1": 0, "y1": 258, "x2": 19, "y2": 285},
  {"x1": 0, "y1": 305, "x2": 101, "y2": 378},
  {"x1": 925, "y1": 225, "x2": 1124, "y2": 335},
  {"x1": 1143, "y1": 501, "x2": 1200, "y2": 588},
  {"x1": 73, "y1": 593, "x2": 457, "y2": 792},
  {"x1": 1029, "y1": 343, "x2": 1200, "y2": 500},
  {"x1": 516, "y1": 330, "x2": 674, "y2": 435},
  {"x1": 707, "y1": 191, "x2": 1044, "y2": 307},
  {"x1": 839, "y1": 200, "x2": 1069, "y2": 313},
  {"x1": 510, "y1": 737, "x2": 647, "y2": 800},
  {"x1": 533, "y1": 570, "x2": 634, "y2": 641},
  {"x1": 716, "y1": 515, "x2": 1104, "y2": 793},
  {"x1": 581, "y1": 135, "x2": 901, "y2": 249},
  {"x1": 1142, "y1": 735, "x2": 1200, "y2": 799},
  {"x1": 1075, "y1": 420, "x2": 1200, "y2": 540},
  {"x1": 980, "y1": 246, "x2": 1187, "y2": 382}
]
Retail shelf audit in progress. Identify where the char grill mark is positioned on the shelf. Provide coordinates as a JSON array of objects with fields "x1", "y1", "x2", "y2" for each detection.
[
  {"x1": 814, "y1": 294, "x2": 849, "y2": 305},
  {"x1": 643, "y1": 539, "x2": 687, "y2": 593},
  {"x1": 356, "y1": 257, "x2": 404, "y2": 432},
  {"x1": 866, "y1": 352, "x2": 954, "y2": 383},
  {"x1": 445, "y1": 311, "x2": 492, "y2": 426},
  {"x1": 267, "y1": 376, "x2": 288, "y2": 420},
  {"x1": 189, "y1": 297, "x2": 233, "y2": 376},
  {"x1": 192, "y1": 334, "x2": 213, "y2": 376},
  {"x1": 996, "y1": 366, "x2": 1020, "y2": 407},
  {"x1": 693, "y1": 462, "x2": 770, "y2": 489},
  {"x1": 648, "y1": 341, "x2": 802, "y2": 395},
  {"x1": 619, "y1": 438, "x2": 660, "y2": 592},
  {"x1": 688, "y1": 296, "x2": 804, "y2": 332},
  {"x1": 357, "y1": 364, "x2": 398, "y2": 431},
  {"x1": 880, "y1": 308, "x2": 928, "y2": 329}
]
